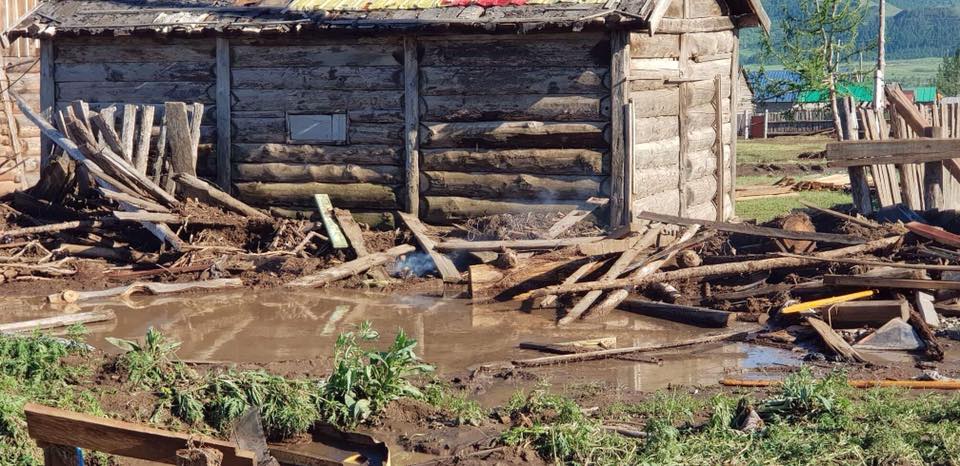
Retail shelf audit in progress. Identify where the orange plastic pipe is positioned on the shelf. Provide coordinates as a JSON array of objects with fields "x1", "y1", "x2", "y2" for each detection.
[{"x1": 720, "y1": 378, "x2": 960, "y2": 390}]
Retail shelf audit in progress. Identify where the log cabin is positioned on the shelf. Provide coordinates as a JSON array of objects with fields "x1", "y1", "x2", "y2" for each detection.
[{"x1": 5, "y1": 0, "x2": 768, "y2": 227}]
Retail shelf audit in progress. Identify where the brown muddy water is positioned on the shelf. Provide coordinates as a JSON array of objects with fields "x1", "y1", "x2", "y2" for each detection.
[{"x1": 1, "y1": 289, "x2": 798, "y2": 400}]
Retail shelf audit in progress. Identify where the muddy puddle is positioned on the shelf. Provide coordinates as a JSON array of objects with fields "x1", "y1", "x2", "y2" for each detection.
[{"x1": 1, "y1": 289, "x2": 798, "y2": 398}]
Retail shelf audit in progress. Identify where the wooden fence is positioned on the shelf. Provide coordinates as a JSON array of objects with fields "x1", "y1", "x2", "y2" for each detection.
[
  {"x1": 2, "y1": 0, "x2": 38, "y2": 57},
  {"x1": 1, "y1": 0, "x2": 40, "y2": 192},
  {"x1": 829, "y1": 88, "x2": 960, "y2": 214},
  {"x1": 744, "y1": 109, "x2": 834, "y2": 138}
]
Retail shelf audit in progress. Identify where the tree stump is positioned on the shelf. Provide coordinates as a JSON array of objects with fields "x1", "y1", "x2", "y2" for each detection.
[{"x1": 176, "y1": 447, "x2": 223, "y2": 466}]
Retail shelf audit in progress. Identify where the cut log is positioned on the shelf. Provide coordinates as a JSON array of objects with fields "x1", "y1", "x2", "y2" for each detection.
[
  {"x1": 636, "y1": 211, "x2": 866, "y2": 245},
  {"x1": 423, "y1": 196, "x2": 582, "y2": 225},
  {"x1": 537, "y1": 260, "x2": 604, "y2": 309},
  {"x1": 120, "y1": 104, "x2": 137, "y2": 161},
  {"x1": 420, "y1": 121, "x2": 607, "y2": 149},
  {"x1": 55, "y1": 244, "x2": 158, "y2": 264},
  {"x1": 286, "y1": 244, "x2": 415, "y2": 288},
  {"x1": 0, "y1": 310, "x2": 116, "y2": 334},
  {"x1": 421, "y1": 171, "x2": 605, "y2": 200},
  {"x1": 333, "y1": 208, "x2": 370, "y2": 256},
  {"x1": 99, "y1": 187, "x2": 171, "y2": 213},
  {"x1": 48, "y1": 278, "x2": 244, "y2": 303},
  {"x1": 435, "y1": 236, "x2": 604, "y2": 253},
  {"x1": 398, "y1": 212, "x2": 462, "y2": 283},
  {"x1": 619, "y1": 299, "x2": 734, "y2": 328},
  {"x1": 907, "y1": 309, "x2": 945, "y2": 361},
  {"x1": 525, "y1": 236, "x2": 903, "y2": 299},
  {"x1": 235, "y1": 182, "x2": 399, "y2": 210},
  {"x1": 1, "y1": 220, "x2": 106, "y2": 239},
  {"x1": 232, "y1": 163, "x2": 401, "y2": 184},
  {"x1": 173, "y1": 174, "x2": 269, "y2": 220},
  {"x1": 422, "y1": 148, "x2": 607, "y2": 176}
]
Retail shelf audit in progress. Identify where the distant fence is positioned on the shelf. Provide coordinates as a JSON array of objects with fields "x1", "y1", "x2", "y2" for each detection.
[{"x1": 738, "y1": 109, "x2": 834, "y2": 139}]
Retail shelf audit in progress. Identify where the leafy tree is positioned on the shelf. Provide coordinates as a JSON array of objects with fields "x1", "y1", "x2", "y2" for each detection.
[
  {"x1": 759, "y1": 0, "x2": 875, "y2": 136},
  {"x1": 935, "y1": 48, "x2": 960, "y2": 96}
]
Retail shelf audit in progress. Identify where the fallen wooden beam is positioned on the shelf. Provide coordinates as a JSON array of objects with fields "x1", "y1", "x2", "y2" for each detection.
[
  {"x1": 398, "y1": 212, "x2": 462, "y2": 284},
  {"x1": 618, "y1": 298, "x2": 734, "y2": 328},
  {"x1": 24, "y1": 404, "x2": 256, "y2": 466},
  {"x1": 286, "y1": 244, "x2": 414, "y2": 288},
  {"x1": 436, "y1": 236, "x2": 604, "y2": 253},
  {"x1": 823, "y1": 275, "x2": 960, "y2": 291},
  {"x1": 48, "y1": 278, "x2": 243, "y2": 303},
  {"x1": 523, "y1": 236, "x2": 902, "y2": 299},
  {"x1": 806, "y1": 317, "x2": 866, "y2": 363},
  {"x1": 1, "y1": 220, "x2": 106, "y2": 238},
  {"x1": 720, "y1": 379, "x2": 960, "y2": 390},
  {"x1": 0, "y1": 310, "x2": 116, "y2": 334},
  {"x1": 636, "y1": 211, "x2": 866, "y2": 245},
  {"x1": 775, "y1": 252, "x2": 960, "y2": 272},
  {"x1": 799, "y1": 201, "x2": 879, "y2": 229},
  {"x1": 826, "y1": 139, "x2": 960, "y2": 167},
  {"x1": 545, "y1": 198, "x2": 608, "y2": 239},
  {"x1": 173, "y1": 174, "x2": 269, "y2": 220},
  {"x1": 511, "y1": 328, "x2": 753, "y2": 367},
  {"x1": 55, "y1": 244, "x2": 159, "y2": 264}
]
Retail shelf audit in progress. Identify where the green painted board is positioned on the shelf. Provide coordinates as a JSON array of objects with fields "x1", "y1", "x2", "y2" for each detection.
[{"x1": 314, "y1": 194, "x2": 349, "y2": 249}]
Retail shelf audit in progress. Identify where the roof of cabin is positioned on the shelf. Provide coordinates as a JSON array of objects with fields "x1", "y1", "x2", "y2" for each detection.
[
  {"x1": 5, "y1": 0, "x2": 767, "y2": 38},
  {"x1": 912, "y1": 86, "x2": 939, "y2": 103}
]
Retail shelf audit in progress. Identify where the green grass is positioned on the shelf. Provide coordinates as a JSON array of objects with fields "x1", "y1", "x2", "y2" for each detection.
[
  {"x1": 736, "y1": 190, "x2": 851, "y2": 223},
  {"x1": 886, "y1": 57, "x2": 942, "y2": 88},
  {"x1": 505, "y1": 368, "x2": 960, "y2": 466},
  {"x1": 737, "y1": 136, "x2": 831, "y2": 165}
]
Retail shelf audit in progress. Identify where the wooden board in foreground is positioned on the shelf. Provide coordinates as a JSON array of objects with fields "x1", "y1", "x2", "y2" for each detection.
[
  {"x1": 314, "y1": 194, "x2": 349, "y2": 249},
  {"x1": 24, "y1": 404, "x2": 256, "y2": 466},
  {"x1": 398, "y1": 211, "x2": 462, "y2": 283}
]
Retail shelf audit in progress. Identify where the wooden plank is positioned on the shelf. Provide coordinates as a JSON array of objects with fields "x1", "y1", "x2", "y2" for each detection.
[
  {"x1": 636, "y1": 211, "x2": 866, "y2": 245},
  {"x1": 286, "y1": 244, "x2": 415, "y2": 288},
  {"x1": 624, "y1": 99, "x2": 636, "y2": 223},
  {"x1": 609, "y1": 30, "x2": 629, "y2": 227},
  {"x1": 120, "y1": 104, "x2": 136, "y2": 161},
  {"x1": 39, "y1": 40, "x2": 54, "y2": 166},
  {"x1": 905, "y1": 221, "x2": 960, "y2": 248},
  {"x1": 886, "y1": 84, "x2": 929, "y2": 135},
  {"x1": 189, "y1": 103, "x2": 204, "y2": 174},
  {"x1": 398, "y1": 211, "x2": 462, "y2": 284},
  {"x1": 314, "y1": 194, "x2": 349, "y2": 249},
  {"x1": 403, "y1": 36, "x2": 419, "y2": 216},
  {"x1": 25, "y1": 404, "x2": 255, "y2": 466},
  {"x1": 806, "y1": 317, "x2": 865, "y2": 363},
  {"x1": 0, "y1": 54, "x2": 25, "y2": 189},
  {"x1": 164, "y1": 102, "x2": 195, "y2": 176},
  {"x1": 619, "y1": 299, "x2": 734, "y2": 328},
  {"x1": 713, "y1": 74, "x2": 724, "y2": 221},
  {"x1": 333, "y1": 208, "x2": 370, "y2": 256},
  {"x1": 827, "y1": 139, "x2": 960, "y2": 167},
  {"x1": 435, "y1": 236, "x2": 605, "y2": 253},
  {"x1": 133, "y1": 105, "x2": 155, "y2": 175},
  {"x1": 824, "y1": 300, "x2": 910, "y2": 329},
  {"x1": 216, "y1": 38, "x2": 232, "y2": 191},
  {"x1": 823, "y1": 275, "x2": 960, "y2": 291},
  {"x1": 546, "y1": 198, "x2": 608, "y2": 239},
  {"x1": 0, "y1": 310, "x2": 115, "y2": 334}
]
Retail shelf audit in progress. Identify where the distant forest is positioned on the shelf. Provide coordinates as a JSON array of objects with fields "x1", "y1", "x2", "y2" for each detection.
[{"x1": 742, "y1": 0, "x2": 960, "y2": 63}]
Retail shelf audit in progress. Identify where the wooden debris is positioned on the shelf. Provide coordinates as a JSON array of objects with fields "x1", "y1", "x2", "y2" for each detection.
[
  {"x1": 0, "y1": 310, "x2": 116, "y2": 334},
  {"x1": 824, "y1": 300, "x2": 910, "y2": 329},
  {"x1": 545, "y1": 197, "x2": 608, "y2": 239},
  {"x1": 314, "y1": 194, "x2": 349, "y2": 249},
  {"x1": 398, "y1": 211, "x2": 462, "y2": 283},
  {"x1": 824, "y1": 275, "x2": 960, "y2": 291},
  {"x1": 800, "y1": 201, "x2": 879, "y2": 229},
  {"x1": 287, "y1": 245, "x2": 414, "y2": 288},
  {"x1": 56, "y1": 244, "x2": 158, "y2": 264},
  {"x1": 636, "y1": 211, "x2": 867, "y2": 245},
  {"x1": 618, "y1": 298, "x2": 735, "y2": 328},
  {"x1": 48, "y1": 278, "x2": 243, "y2": 303},
  {"x1": 805, "y1": 317, "x2": 866, "y2": 363},
  {"x1": 177, "y1": 448, "x2": 223, "y2": 466},
  {"x1": 905, "y1": 221, "x2": 960, "y2": 249},
  {"x1": 779, "y1": 213, "x2": 817, "y2": 253},
  {"x1": 173, "y1": 173, "x2": 269, "y2": 219},
  {"x1": 538, "y1": 259, "x2": 604, "y2": 309},
  {"x1": 525, "y1": 236, "x2": 902, "y2": 299},
  {"x1": 907, "y1": 309, "x2": 944, "y2": 361},
  {"x1": 436, "y1": 236, "x2": 605, "y2": 253},
  {"x1": 775, "y1": 253, "x2": 960, "y2": 272},
  {"x1": 915, "y1": 291, "x2": 940, "y2": 328}
]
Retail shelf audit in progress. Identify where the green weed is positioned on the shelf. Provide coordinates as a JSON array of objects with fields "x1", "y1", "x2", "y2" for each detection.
[
  {"x1": 108, "y1": 327, "x2": 195, "y2": 388},
  {"x1": 423, "y1": 379, "x2": 485, "y2": 426}
]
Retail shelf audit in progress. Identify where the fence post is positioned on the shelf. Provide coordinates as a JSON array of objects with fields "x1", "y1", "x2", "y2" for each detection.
[{"x1": 841, "y1": 97, "x2": 873, "y2": 215}]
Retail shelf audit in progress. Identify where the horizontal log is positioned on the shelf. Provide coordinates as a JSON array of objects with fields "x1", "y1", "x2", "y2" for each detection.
[
  {"x1": 422, "y1": 94, "x2": 608, "y2": 122},
  {"x1": 235, "y1": 182, "x2": 399, "y2": 209},
  {"x1": 685, "y1": 79, "x2": 732, "y2": 108},
  {"x1": 436, "y1": 236, "x2": 604, "y2": 252},
  {"x1": 231, "y1": 89, "x2": 401, "y2": 112},
  {"x1": 231, "y1": 143, "x2": 401, "y2": 165},
  {"x1": 631, "y1": 89, "x2": 679, "y2": 117},
  {"x1": 55, "y1": 40, "x2": 215, "y2": 63},
  {"x1": 686, "y1": 175, "x2": 718, "y2": 207},
  {"x1": 685, "y1": 31, "x2": 736, "y2": 59},
  {"x1": 634, "y1": 167, "x2": 678, "y2": 197},
  {"x1": 657, "y1": 17, "x2": 736, "y2": 33},
  {"x1": 269, "y1": 207, "x2": 398, "y2": 229},
  {"x1": 420, "y1": 67, "x2": 608, "y2": 95},
  {"x1": 634, "y1": 190, "x2": 682, "y2": 216},
  {"x1": 233, "y1": 163, "x2": 402, "y2": 184},
  {"x1": 634, "y1": 116, "x2": 679, "y2": 144},
  {"x1": 629, "y1": 33, "x2": 680, "y2": 58},
  {"x1": 420, "y1": 38, "x2": 608, "y2": 67},
  {"x1": 56, "y1": 82, "x2": 214, "y2": 104},
  {"x1": 687, "y1": 0, "x2": 725, "y2": 17},
  {"x1": 231, "y1": 66, "x2": 401, "y2": 90},
  {"x1": 635, "y1": 137, "x2": 680, "y2": 169},
  {"x1": 421, "y1": 148, "x2": 607, "y2": 176},
  {"x1": 422, "y1": 196, "x2": 582, "y2": 225},
  {"x1": 682, "y1": 59, "x2": 733, "y2": 82},
  {"x1": 420, "y1": 171, "x2": 607, "y2": 200},
  {"x1": 687, "y1": 201, "x2": 718, "y2": 221},
  {"x1": 232, "y1": 118, "x2": 402, "y2": 145},
  {"x1": 619, "y1": 298, "x2": 734, "y2": 328},
  {"x1": 230, "y1": 109, "x2": 401, "y2": 124},
  {"x1": 631, "y1": 58, "x2": 680, "y2": 80},
  {"x1": 232, "y1": 44, "x2": 401, "y2": 67},
  {"x1": 55, "y1": 62, "x2": 215, "y2": 82},
  {"x1": 420, "y1": 121, "x2": 608, "y2": 149}
]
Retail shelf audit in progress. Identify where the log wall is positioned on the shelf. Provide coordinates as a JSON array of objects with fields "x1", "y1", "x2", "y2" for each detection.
[
  {"x1": 229, "y1": 36, "x2": 404, "y2": 218},
  {"x1": 629, "y1": 0, "x2": 736, "y2": 221},
  {"x1": 417, "y1": 33, "x2": 612, "y2": 224},
  {"x1": 52, "y1": 37, "x2": 218, "y2": 176}
]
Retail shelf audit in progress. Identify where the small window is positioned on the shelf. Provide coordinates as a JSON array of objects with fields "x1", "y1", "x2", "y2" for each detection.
[{"x1": 287, "y1": 113, "x2": 347, "y2": 144}]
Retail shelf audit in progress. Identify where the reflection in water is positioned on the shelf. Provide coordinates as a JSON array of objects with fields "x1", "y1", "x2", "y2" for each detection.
[{"x1": 0, "y1": 289, "x2": 799, "y2": 391}]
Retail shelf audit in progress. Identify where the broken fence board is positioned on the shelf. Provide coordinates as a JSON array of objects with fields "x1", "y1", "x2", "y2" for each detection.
[
  {"x1": 0, "y1": 310, "x2": 116, "y2": 334},
  {"x1": 398, "y1": 212, "x2": 462, "y2": 283},
  {"x1": 314, "y1": 194, "x2": 349, "y2": 249}
]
